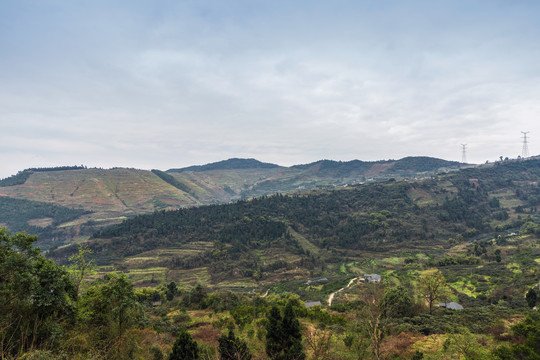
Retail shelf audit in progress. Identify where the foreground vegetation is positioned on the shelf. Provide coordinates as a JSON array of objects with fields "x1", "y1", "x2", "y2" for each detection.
[{"x1": 2, "y1": 227, "x2": 539, "y2": 359}]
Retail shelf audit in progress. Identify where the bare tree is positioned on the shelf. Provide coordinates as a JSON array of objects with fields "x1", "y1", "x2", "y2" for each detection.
[
  {"x1": 418, "y1": 269, "x2": 448, "y2": 314},
  {"x1": 359, "y1": 283, "x2": 385, "y2": 360},
  {"x1": 305, "y1": 327, "x2": 332, "y2": 360}
]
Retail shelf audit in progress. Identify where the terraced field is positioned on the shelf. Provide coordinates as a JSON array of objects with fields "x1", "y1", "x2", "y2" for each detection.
[{"x1": 0, "y1": 168, "x2": 198, "y2": 213}]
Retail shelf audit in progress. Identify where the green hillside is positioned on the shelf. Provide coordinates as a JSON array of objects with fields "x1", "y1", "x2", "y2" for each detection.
[
  {"x1": 50, "y1": 158, "x2": 540, "y2": 291},
  {"x1": 0, "y1": 157, "x2": 462, "y2": 249},
  {"x1": 0, "y1": 197, "x2": 90, "y2": 243}
]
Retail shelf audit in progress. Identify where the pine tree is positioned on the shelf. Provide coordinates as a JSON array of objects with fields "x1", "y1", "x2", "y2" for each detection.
[
  {"x1": 526, "y1": 288, "x2": 537, "y2": 309},
  {"x1": 218, "y1": 326, "x2": 252, "y2": 360},
  {"x1": 265, "y1": 301, "x2": 305, "y2": 360},
  {"x1": 281, "y1": 302, "x2": 305, "y2": 360},
  {"x1": 166, "y1": 281, "x2": 178, "y2": 301},
  {"x1": 169, "y1": 328, "x2": 199, "y2": 360},
  {"x1": 265, "y1": 306, "x2": 284, "y2": 359}
]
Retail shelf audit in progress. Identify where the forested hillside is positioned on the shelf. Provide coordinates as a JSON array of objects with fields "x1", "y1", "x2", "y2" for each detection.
[
  {"x1": 0, "y1": 157, "x2": 461, "y2": 249},
  {"x1": 0, "y1": 197, "x2": 91, "y2": 241}
]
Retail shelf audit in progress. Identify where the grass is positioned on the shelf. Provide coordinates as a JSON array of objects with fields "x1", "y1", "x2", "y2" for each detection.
[
  {"x1": 27, "y1": 217, "x2": 54, "y2": 228},
  {"x1": 448, "y1": 280, "x2": 477, "y2": 298},
  {"x1": 123, "y1": 244, "x2": 215, "y2": 267},
  {"x1": 127, "y1": 267, "x2": 168, "y2": 285},
  {"x1": 491, "y1": 189, "x2": 525, "y2": 209},
  {"x1": 382, "y1": 256, "x2": 403, "y2": 265},
  {"x1": 416, "y1": 253, "x2": 430, "y2": 261},
  {"x1": 167, "y1": 268, "x2": 212, "y2": 287},
  {"x1": 408, "y1": 188, "x2": 436, "y2": 206},
  {"x1": 506, "y1": 262, "x2": 522, "y2": 275},
  {"x1": 345, "y1": 261, "x2": 363, "y2": 274},
  {"x1": 289, "y1": 227, "x2": 320, "y2": 255}
]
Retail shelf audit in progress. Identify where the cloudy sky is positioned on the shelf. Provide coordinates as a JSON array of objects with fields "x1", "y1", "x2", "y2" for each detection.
[{"x1": 1, "y1": 0, "x2": 539, "y2": 178}]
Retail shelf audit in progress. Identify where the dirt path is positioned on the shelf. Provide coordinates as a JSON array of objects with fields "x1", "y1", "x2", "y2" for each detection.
[{"x1": 328, "y1": 277, "x2": 359, "y2": 307}]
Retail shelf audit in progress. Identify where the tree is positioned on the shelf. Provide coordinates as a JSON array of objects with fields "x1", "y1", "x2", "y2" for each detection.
[
  {"x1": 380, "y1": 285, "x2": 412, "y2": 318},
  {"x1": 169, "y1": 328, "x2": 199, "y2": 360},
  {"x1": 218, "y1": 326, "x2": 252, "y2": 360},
  {"x1": 68, "y1": 244, "x2": 96, "y2": 298},
  {"x1": 418, "y1": 269, "x2": 448, "y2": 314},
  {"x1": 79, "y1": 272, "x2": 141, "y2": 345},
  {"x1": 281, "y1": 301, "x2": 305, "y2": 360},
  {"x1": 526, "y1": 288, "x2": 537, "y2": 309},
  {"x1": 305, "y1": 328, "x2": 332, "y2": 360},
  {"x1": 0, "y1": 228, "x2": 75, "y2": 357},
  {"x1": 185, "y1": 284, "x2": 208, "y2": 309},
  {"x1": 511, "y1": 313, "x2": 540, "y2": 358},
  {"x1": 444, "y1": 327, "x2": 490, "y2": 360},
  {"x1": 359, "y1": 283, "x2": 385, "y2": 360},
  {"x1": 494, "y1": 249, "x2": 502, "y2": 263},
  {"x1": 166, "y1": 281, "x2": 178, "y2": 301},
  {"x1": 265, "y1": 301, "x2": 305, "y2": 360},
  {"x1": 265, "y1": 306, "x2": 284, "y2": 359}
]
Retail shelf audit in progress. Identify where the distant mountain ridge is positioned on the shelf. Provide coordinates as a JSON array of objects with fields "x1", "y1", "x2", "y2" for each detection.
[
  {"x1": 168, "y1": 158, "x2": 281, "y2": 172},
  {"x1": 289, "y1": 156, "x2": 459, "y2": 175},
  {"x1": 167, "y1": 156, "x2": 460, "y2": 174}
]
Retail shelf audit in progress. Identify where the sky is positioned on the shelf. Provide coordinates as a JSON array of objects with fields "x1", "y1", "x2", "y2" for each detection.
[{"x1": 1, "y1": 0, "x2": 539, "y2": 179}]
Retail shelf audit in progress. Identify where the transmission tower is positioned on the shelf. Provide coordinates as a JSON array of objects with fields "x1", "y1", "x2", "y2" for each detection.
[
  {"x1": 521, "y1": 131, "x2": 530, "y2": 158},
  {"x1": 461, "y1": 144, "x2": 467, "y2": 164}
]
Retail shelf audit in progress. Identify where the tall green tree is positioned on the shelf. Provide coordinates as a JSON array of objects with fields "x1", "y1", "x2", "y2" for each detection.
[
  {"x1": 79, "y1": 272, "x2": 141, "y2": 343},
  {"x1": 68, "y1": 244, "x2": 96, "y2": 299},
  {"x1": 166, "y1": 281, "x2": 178, "y2": 301},
  {"x1": 265, "y1": 301, "x2": 305, "y2": 360},
  {"x1": 526, "y1": 288, "x2": 537, "y2": 309},
  {"x1": 218, "y1": 326, "x2": 252, "y2": 360},
  {"x1": 169, "y1": 328, "x2": 199, "y2": 360},
  {"x1": 494, "y1": 249, "x2": 502, "y2": 263},
  {"x1": 265, "y1": 306, "x2": 283, "y2": 359},
  {"x1": 281, "y1": 301, "x2": 305, "y2": 360},
  {"x1": 380, "y1": 285, "x2": 412, "y2": 318},
  {"x1": 0, "y1": 228, "x2": 75, "y2": 357}
]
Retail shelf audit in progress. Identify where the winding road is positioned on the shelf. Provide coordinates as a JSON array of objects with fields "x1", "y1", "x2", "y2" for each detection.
[{"x1": 327, "y1": 277, "x2": 359, "y2": 306}]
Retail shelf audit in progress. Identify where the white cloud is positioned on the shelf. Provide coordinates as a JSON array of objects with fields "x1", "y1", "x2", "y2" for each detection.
[{"x1": 0, "y1": 1, "x2": 539, "y2": 178}]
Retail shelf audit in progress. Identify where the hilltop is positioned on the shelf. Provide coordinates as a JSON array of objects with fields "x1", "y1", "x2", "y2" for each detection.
[
  {"x1": 0, "y1": 156, "x2": 460, "y2": 249},
  {"x1": 167, "y1": 158, "x2": 281, "y2": 172}
]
